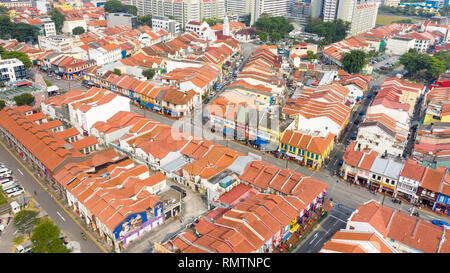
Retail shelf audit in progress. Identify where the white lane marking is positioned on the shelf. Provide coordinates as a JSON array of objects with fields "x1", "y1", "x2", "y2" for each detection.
[
  {"x1": 17, "y1": 169, "x2": 23, "y2": 176},
  {"x1": 309, "y1": 233, "x2": 318, "y2": 245},
  {"x1": 329, "y1": 214, "x2": 347, "y2": 224},
  {"x1": 57, "y1": 212, "x2": 66, "y2": 222}
]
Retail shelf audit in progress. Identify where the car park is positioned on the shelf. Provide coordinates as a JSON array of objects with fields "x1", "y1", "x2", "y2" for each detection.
[
  {"x1": 0, "y1": 167, "x2": 12, "y2": 178},
  {"x1": 5, "y1": 186, "x2": 24, "y2": 197}
]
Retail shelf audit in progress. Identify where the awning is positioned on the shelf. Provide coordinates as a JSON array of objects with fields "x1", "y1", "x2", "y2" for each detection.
[
  {"x1": 282, "y1": 231, "x2": 291, "y2": 241},
  {"x1": 223, "y1": 127, "x2": 234, "y2": 135},
  {"x1": 255, "y1": 137, "x2": 269, "y2": 146},
  {"x1": 154, "y1": 105, "x2": 161, "y2": 111}
]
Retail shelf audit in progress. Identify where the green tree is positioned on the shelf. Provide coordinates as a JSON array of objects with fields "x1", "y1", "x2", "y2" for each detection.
[
  {"x1": 113, "y1": 68, "x2": 121, "y2": 75},
  {"x1": 0, "y1": 100, "x2": 5, "y2": 111},
  {"x1": 13, "y1": 210, "x2": 38, "y2": 235},
  {"x1": 258, "y1": 31, "x2": 268, "y2": 42},
  {"x1": 307, "y1": 50, "x2": 318, "y2": 59},
  {"x1": 142, "y1": 68, "x2": 155, "y2": 80},
  {"x1": 270, "y1": 32, "x2": 281, "y2": 43},
  {"x1": 434, "y1": 51, "x2": 450, "y2": 70},
  {"x1": 13, "y1": 93, "x2": 34, "y2": 106},
  {"x1": 104, "y1": 0, "x2": 137, "y2": 15},
  {"x1": 137, "y1": 14, "x2": 152, "y2": 27},
  {"x1": 13, "y1": 235, "x2": 24, "y2": 245},
  {"x1": 424, "y1": 57, "x2": 446, "y2": 83},
  {"x1": 49, "y1": 8, "x2": 65, "y2": 33},
  {"x1": 202, "y1": 17, "x2": 223, "y2": 26},
  {"x1": 31, "y1": 219, "x2": 70, "y2": 253},
  {"x1": 44, "y1": 79, "x2": 53, "y2": 87},
  {"x1": 0, "y1": 16, "x2": 40, "y2": 42},
  {"x1": 0, "y1": 47, "x2": 31, "y2": 69},
  {"x1": 342, "y1": 50, "x2": 367, "y2": 74},
  {"x1": 253, "y1": 16, "x2": 294, "y2": 39},
  {"x1": 306, "y1": 18, "x2": 350, "y2": 45},
  {"x1": 72, "y1": 26, "x2": 85, "y2": 35}
]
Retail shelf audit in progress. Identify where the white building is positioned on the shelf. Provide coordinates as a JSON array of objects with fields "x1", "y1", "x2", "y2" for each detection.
[
  {"x1": 0, "y1": 58, "x2": 26, "y2": 86},
  {"x1": 130, "y1": 0, "x2": 201, "y2": 28},
  {"x1": 348, "y1": 2, "x2": 378, "y2": 36},
  {"x1": 88, "y1": 44, "x2": 122, "y2": 66},
  {"x1": 185, "y1": 21, "x2": 216, "y2": 41},
  {"x1": 385, "y1": 36, "x2": 416, "y2": 55},
  {"x1": 38, "y1": 35, "x2": 73, "y2": 52},
  {"x1": 322, "y1": 0, "x2": 338, "y2": 22},
  {"x1": 68, "y1": 89, "x2": 131, "y2": 133},
  {"x1": 152, "y1": 15, "x2": 181, "y2": 36},
  {"x1": 62, "y1": 18, "x2": 88, "y2": 34},
  {"x1": 200, "y1": 0, "x2": 225, "y2": 20},
  {"x1": 397, "y1": 158, "x2": 426, "y2": 201},
  {"x1": 42, "y1": 18, "x2": 56, "y2": 37}
]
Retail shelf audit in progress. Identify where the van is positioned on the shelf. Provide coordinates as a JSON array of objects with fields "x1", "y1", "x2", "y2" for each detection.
[
  {"x1": 16, "y1": 241, "x2": 33, "y2": 253},
  {"x1": 1, "y1": 178, "x2": 15, "y2": 190},
  {"x1": 5, "y1": 186, "x2": 24, "y2": 197},
  {"x1": 2, "y1": 181, "x2": 19, "y2": 191},
  {"x1": 0, "y1": 168, "x2": 12, "y2": 178}
]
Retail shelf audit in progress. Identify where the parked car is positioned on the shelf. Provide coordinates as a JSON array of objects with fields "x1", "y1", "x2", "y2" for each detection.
[
  {"x1": 2, "y1": 181, "x2": 19, "y2": 191},
  {"x1": 0, "y1": 167, "x2": 12, "y2": 178},
  {"x1": 431, "y1": 219, "x2": 450, "y2": 228},
  {"x1": 5, "y1": 186, "x2": 24, "y2": 197}
]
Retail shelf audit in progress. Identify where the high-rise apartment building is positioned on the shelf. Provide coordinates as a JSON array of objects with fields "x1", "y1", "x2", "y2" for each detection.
[
  {"x1": 200, "y1": 0, "x2": 225, "y2": 20},
  {"x1": 348, "y1": 2, "x2": 378, "y2": 36},
  {"x1": 322, "y1": 0, "x2": 339, "y2": 21},
  {"x1": 129, "y1": 0, "x2": 201, "y2": 27}
]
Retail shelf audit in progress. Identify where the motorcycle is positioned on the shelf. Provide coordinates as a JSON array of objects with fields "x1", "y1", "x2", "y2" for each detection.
[{"x1": 81, "y1": 232, "x2": 87, "y2": 241}]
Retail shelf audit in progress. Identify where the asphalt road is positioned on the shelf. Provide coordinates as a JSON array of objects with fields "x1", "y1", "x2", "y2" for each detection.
[
  {"x1": 0, "y1": 140, "x2": 105, "y2": 253},
  {"x1": 294, "y1": 204, "x2": 352, "y2": 253}
]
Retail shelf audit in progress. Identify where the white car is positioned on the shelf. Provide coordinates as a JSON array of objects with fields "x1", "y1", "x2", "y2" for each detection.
[{"x1": 5, "y1": 186, "x2": 24, "y2": 197}]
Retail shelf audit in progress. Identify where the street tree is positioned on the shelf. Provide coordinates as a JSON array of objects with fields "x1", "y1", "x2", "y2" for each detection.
[
  {"x1": 72, "y1": 26, "x2": 85, "y2": 35},
  {"x1": 113, "y1": 68, "x2": 121, "y2": 75},
  {"x1": 0, "y1": 100, "x2": 5, "y2": 110},
  {"x1": 31, "y1": 219, "x2": 70, "y2": 253},
  {"x1": 13, "y1": 93, "x2": 34, "y2": 106},
  {"x1": 13, "y1": 210, "x2": 38, "y2": 235},
  {"x1": 342, "y1": 50, "x2": 367, "y2": 74},
  {"x1": 49, "y1": 8, "x2": 65, "y2": 33},
  {"x1": 0, "y1": 47, "x2": 32, "y2": 69},
  {"x1": 258, "y1": 31, "x2": 268, "y2": 42},
  {"x1": 137, "y1": 15, "x2": 152, "y2": 27},
  {"x1": 307, "y1": 50, "x2": 318, "y2": 59},
  {"x1": 142, "y1": 68, "x2": 156, "y2": 80}
]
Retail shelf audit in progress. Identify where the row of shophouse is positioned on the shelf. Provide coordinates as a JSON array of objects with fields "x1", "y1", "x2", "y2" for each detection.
[
  {"x1": 161, "y1": 159, "x2": 329, "y2": 253},
  {"x1": 342, "y1": 141, "x2": 450, "y2": 216},
  {"x1": 0, "y1": 106, "x2": 171, "y2": 251},
  {"x1": 320, "y1": 200, "x2": 450, "y2": 253},
  {"x1": 354, "y1": 77, "x2": 425, "y2": 158}
]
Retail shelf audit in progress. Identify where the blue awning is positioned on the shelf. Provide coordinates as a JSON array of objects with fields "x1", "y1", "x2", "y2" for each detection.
[
  {"x1": 255, "y1": 137, "x2": 269, "y2": 146},
  {"x1": 223, "y1": 127, "x2": 234, "y2": 135},
  {"x1": 282, "y1": 231, "x2": 291, "y2": 241}
]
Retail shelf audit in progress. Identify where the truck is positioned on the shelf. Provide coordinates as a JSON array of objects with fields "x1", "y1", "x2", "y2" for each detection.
[{"x1": 16, "y1": 241, "x2": 33, "y2": 253}]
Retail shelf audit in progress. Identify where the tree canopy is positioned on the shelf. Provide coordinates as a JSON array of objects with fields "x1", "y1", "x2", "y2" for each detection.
[
  {"x1": 307, "y1": 50, "x2": 318, "y2": 59},
  {"x1": 342, "y1": 50, "x2": 367, "y2": 74},
  {"x1": 104, "y1": 0, "x2": 137, "y2": 15},
  {"x1": 137, "y1": 15, "x2": 152, "y2": 27},
  {"x1": 0, "y1": 47, "x2": 32, "y2": 69},
  {"x1": 400, "y1": 49, "x2": 446, "y2": 83},
  {"x1": 305, "y1": 18, "x2": 350, "y2": 45},
  {"x1": 13, "y1": 93, "x2": 34, "y2": 106},
  {"x1": 13, "y1": 210, "x2": 38, "y2": 235},
  {"x1": 202, "y1": 17, "x2": 223, "y2": 26},
  {"x1": 258, "y1": 31, "x2": 268, "y2": 42},
  {"x1": 31, "y1": 219, "x2": 70, "y2": 253},
  {"x1": 0, "y1": 100, "x2": 5, "y2": 111},
  {"x1": 253, "y1": 16, "x2": 294, "y2": 40},
  {"x1": 434, "y1": 51, "x2": 450, "y2": 70},
  {"x1": 142, "y1": 68, "x2": 156, "y2": 80},
  {"x1": 49, "y1": 8, "x2": 65, "y2": 33},
  {"x1": 0, "y1": 16, "x2": 40, "y2": 42},
  {"x1": 113, "y1": 68, "x2": 121, "y2": 76},
  {"x1": 72, "y1": 26, "x2": 85, "y2": 35}
]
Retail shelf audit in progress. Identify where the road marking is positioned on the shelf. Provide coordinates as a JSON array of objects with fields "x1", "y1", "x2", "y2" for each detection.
[
  {"x1": 57, "y1": 212, "x2": 66, "y2": 222},
  {"x1": 0, "y1": 140, "x2": 107, "y2": 253},
  {"x1": 309, "y1": 233, "x2": 318, "y2": 245},
  {"x1": 329, "y1": 214, "x2": 347, "y2": 224},
  {"x1": 17, "y1": 169, "x2": 23, "y2": 175}
]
